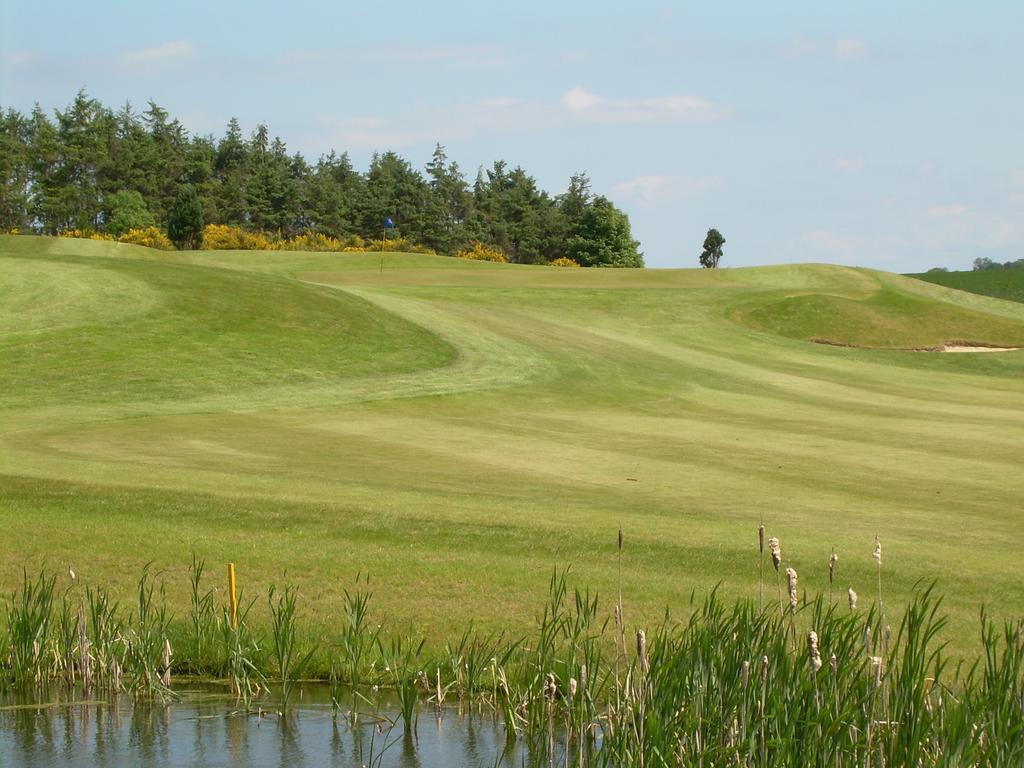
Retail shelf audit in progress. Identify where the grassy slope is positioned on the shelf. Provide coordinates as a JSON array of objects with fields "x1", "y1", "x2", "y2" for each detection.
[
  {"x1": 911, "y1": 266, "x2": 1024, "y2": 305},
  {"x1": 2, "y1": 235, "x2": 1024, "y2": 653}
]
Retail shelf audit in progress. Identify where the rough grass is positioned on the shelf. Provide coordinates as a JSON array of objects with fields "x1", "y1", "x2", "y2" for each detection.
[
  {"x1": 2, "y1": 235, "x2": 1024, "y2": 655},
  {"x1": 911, "y1": 266, "x2": 1024, "y2": 305}
]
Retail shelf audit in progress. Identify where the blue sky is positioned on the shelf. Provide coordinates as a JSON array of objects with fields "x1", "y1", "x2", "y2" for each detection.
[{"x1": 2, "y1": 1, "x2": 1022, "y2": 270}]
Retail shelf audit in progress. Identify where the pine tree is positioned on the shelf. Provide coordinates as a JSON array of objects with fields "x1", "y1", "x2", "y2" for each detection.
[{"x1": 168, "y1": 184, "x2": 204, "y2": 249}]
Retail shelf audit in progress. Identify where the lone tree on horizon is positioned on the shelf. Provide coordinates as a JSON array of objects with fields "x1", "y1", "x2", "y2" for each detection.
[{"x1": 699, "y1": 228, "x2": 725, "y2": 269}]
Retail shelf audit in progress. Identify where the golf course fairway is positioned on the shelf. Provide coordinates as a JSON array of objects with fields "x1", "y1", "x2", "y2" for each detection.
[{"x1": 2, "y1": 234, "x2": 1023, "y2": 653}]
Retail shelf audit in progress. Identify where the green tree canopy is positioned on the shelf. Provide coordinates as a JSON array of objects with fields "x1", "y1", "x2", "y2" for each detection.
[
  {"x1": 699, "y1": 228, "x2": 725, "y2": 269},
  {"x1": 105, "y1": 190, "x2": 155, "y2": 236},
  {"x1": 168, "y1": 184, "x2": 204, "y2": 249},
  {"x1": 566, "y1": 196, "x2": 644, "y2": 268},
  {"x1": 1, "y1": 91, "x2": 646, "y2": 266}
]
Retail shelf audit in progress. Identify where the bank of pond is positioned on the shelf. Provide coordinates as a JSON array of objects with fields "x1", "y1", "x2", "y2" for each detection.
[{"x1": 1, "y1": 559, "x2": 1022, "y2": 766}]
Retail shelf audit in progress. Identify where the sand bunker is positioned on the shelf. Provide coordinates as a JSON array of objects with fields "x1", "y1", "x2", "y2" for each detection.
[{"x1": 941, "y1": 345, "x2": 1020, "y2": 353}]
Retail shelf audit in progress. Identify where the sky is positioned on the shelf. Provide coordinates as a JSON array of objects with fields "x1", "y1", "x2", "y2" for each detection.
[{"x1": 2, "y1": 1, "x2": 1022, "y2": 271}]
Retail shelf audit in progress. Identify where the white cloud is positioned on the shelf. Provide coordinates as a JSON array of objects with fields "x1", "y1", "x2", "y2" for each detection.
[
  {"x1": 834, "y1": 38, "x2": 867, "y2": 60},
  {"x1": 561, "y1": 86, "x2": 728, "y2": 124},
  {"x1": 313, "y1": 86, "x2": 727, "y2": 152},
  {"x1": 612, "y1": 174, "x2": 720, "y2": 207},
  {"x1": 276, "y1": 46, "x2": 504, "y2": 71},
  {"x1": 314, "y1": 97, "x2": 553, "y2": 150},
  {"x1": 927, "y1": 203, "x2": 968, "y2": 218},
  {"x1": 798, "y1": 229, "x2": 857, "y2": 255},
  {"x1": 0, "y1": 51, "x2": 35, "y2": 68},
  {"x1": 918, "y1": 205, "x2": 1016, "y2": 250},
  {"x1": 121, "y1": 40, "x2": 195, "y2": 63},
  {"x1": 832, "y1": 157, "x2": 865, "y2": 173}
]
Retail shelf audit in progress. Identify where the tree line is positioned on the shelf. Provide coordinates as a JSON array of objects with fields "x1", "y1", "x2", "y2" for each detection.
[{"x1": 0, "y1": 90, "x2": 643, "y2": 266}]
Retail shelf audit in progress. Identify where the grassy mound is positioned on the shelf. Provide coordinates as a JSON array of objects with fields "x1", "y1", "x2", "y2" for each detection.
[
  {"x1": 0, "y1": 237, "x2": 455, "y2": 409},
  {"x1": 2, "y1": 235, "x2": 1024, "y2": 655},
  {"x1": 737, "y1": 281, "x2": 1024, "y2": 349}
]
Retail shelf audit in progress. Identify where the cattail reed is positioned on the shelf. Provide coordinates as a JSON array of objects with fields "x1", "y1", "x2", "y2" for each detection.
[
  {"x1": 544, "y1": 672, "x2": 557, "y2": 702},
  {"x1": 873, "y1": 536, "x2": 884, "y2": 612},
  {"x1": 568, "y1": 677, "x2": 578, "y2": 701},
  {"x1": 808, "y1": 631, "x2": 822, "y2": 673},
  {"x1": 78, "y1": 605, "x2": 91, "y2": 690},
  {"x1": 848, "y1": 588, "x2": 858, "y2": 611},
  {"x1": 741, "y1": 660, "x2": 750, "y2": 689},
  {"x1": 786, "y1": 568, "x2": 799, "y2": 614},
  {"x1": 758, "y1": 523, "x2": 766, "y2": 609},
  {"x1": 161, "y1": 638, "x2": 172, "y2": 688},
  {"x1": 871, "y1": 656, "x2": 883, "y2": 688},
  {"x1": 768, "y1": 537, "x2": 781, "y2": 572},
  {"x1": 637, "y1": 629, "x2": 648, "y2": 674}
]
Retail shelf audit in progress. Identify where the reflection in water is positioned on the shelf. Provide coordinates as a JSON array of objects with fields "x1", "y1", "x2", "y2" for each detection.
[{"x1": 0, "y1": 685, "x2": 568, "y2": 767}]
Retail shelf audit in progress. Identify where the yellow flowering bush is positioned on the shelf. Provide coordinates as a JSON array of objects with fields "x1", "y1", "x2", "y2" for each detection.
[
  {"x1": 58, "y1": 229, "x2": 115, "y2": 241},
  {"x1": 344, "y1": 237, "x2": 435, "y2": 254},
  {"x1": 7, "y1": 228, "x2": 19, "y2": 235},
  {"x1": 548, "y1": 257, "x2": 581, "y2": 267},
  {"x1": 456, "y1": 241, "x2": 508, "y2": 263},
  {"x1": 282, "y1": 231, "x2": 343, "y2": 252},
  {"x1": 202, "y1": 224, "x2": 273, "y2": 250},
  {"x1": 118, "y1": 226, "x2": 174, "y2": 250}
]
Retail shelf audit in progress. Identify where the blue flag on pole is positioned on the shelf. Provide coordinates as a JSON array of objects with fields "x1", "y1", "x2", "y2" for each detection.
[{"x1": 384, "y1": 217, "x2": 395, "y2": 229}]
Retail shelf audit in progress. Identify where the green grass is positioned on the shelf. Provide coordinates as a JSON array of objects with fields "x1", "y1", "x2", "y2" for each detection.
[
  {"x1": 911, "y1": 266, "x2": 1024, "y2": 305},
  {"x1": 2, "y1": 235, "x2": 1024, "y2": 656}
]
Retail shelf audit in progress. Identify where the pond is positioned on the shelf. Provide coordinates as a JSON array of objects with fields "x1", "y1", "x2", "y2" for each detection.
[{"x1": 0, "y1": 684, "x2": 570, "y2": 768}]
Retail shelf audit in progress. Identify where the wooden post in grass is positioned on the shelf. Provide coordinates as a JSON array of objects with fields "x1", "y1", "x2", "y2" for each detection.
[{"x1": 227, "y1": 563, "x2": 238, "y2": 630}]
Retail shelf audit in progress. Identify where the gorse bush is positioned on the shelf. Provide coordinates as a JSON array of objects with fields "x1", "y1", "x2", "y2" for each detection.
[
  {"x1": 456, "y1": 240, "x2": 508, "y2": 262},
  {"x1": 199, "y1": 225, "x2": 436, "y2": 254},
  {"x1": 58, "y1": 229, "x2": 114, "y2": 241},
  {"x1": 201, "y1": 224, "x2": 274, "y2": 251},
  {"x1": 117, "y1": 226, "x2": 173, "y2": 250},
  {"x1": 549, "y1": 257, "x2": 581, "y2": 267}
]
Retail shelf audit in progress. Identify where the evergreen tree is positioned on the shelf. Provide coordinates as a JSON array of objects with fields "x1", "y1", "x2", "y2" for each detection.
[
  {"x1": 0, "y1": 93, "x2": 644, "y2": 265},
  {"x1": 214, "y1": 118, "x2": 248, "y2": 226},
  {"x1": 567, "y1": 196, "x2": 643, "y2": 268},
  {"x1": 307, "y1": 151, "x2": 361, "y2": 237},
  {"x1": 168, "y1": 184, "x2": 204, "y2": 249},
  {"x1": 0, "y1": 108, "x2": 32, "y2": 229}
]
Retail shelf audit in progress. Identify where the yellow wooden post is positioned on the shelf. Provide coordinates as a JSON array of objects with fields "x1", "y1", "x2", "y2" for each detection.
[{"x1": 227, "y1": 563, "x2": 238, "y2": 630}]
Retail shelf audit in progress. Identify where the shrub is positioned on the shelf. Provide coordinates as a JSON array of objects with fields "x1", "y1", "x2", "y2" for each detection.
[
  {"x1": 280, "y1": 231, "x2": 343, "y2": 252},
  {"x1": 118, "y1": 226, "x2": 174, "y2": 250},
  {"x1": 58, "y1": 229, "x2": 114, "y2": 241},
  {"x1": 456, "y1": 241, "x2": 507, "y2": 263},
  {"x1": 346, "y1": 237, "x2": 436, "y2": 254},
  {"x1": 202, "y1": 224, "x2": 273, "y2": 251},
  {"x1": 548, "y1": 257, "x2": 581, "y2": 267}
]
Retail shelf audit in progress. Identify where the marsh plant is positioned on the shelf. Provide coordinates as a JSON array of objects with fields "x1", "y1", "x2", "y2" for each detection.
[{"x1": 2, "y1": 533, "x2": 1023, "y2": 766}]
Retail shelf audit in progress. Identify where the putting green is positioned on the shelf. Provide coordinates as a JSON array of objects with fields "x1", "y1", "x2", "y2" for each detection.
[{"x1": 2, "y1": 234, "x2": 1023, "y2": 652}]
